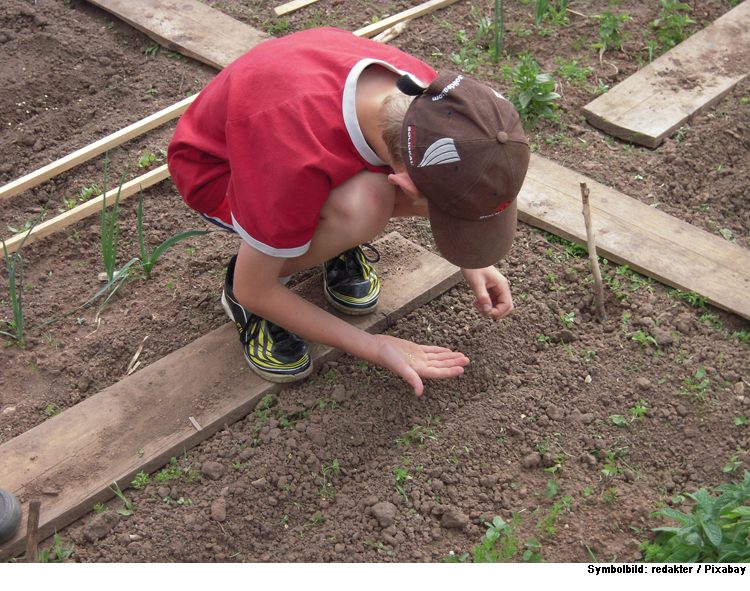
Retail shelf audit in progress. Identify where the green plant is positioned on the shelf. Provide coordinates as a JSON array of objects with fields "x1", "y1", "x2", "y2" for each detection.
[
  {"x1": 537, "y1": 496, "x2": 571, "y2": 537},
  {"x1": 108, "y1": 481, "x2": 134, "y2": 516},
  {"x1": 610, "y1": 414, "x2": 628, "y2": 427},
  {"x1": 642, "y1": 470, "x2": 750, "y2": 562},
  {"x1": 93, "y1": 502, "x2": 107, "y2": 513},
  {"x1": 681, "y1": 366, "x2": 710, "y2": 401},
  {"x1": 630, "y1": 400, "x2": 648, "y2": 422},
  {"x1": 39, "y1": 532, "x2": 74, "y2": 563},
  {"x1": 734, "y1": 415, "x2": 748, "y2": 427},
  {"x1": 444, "y1": 515, "x2": 522, "y2": 563},
  {"x1": 502, "y1": 53, "x2": 560, "y2": 125},
  {"x1": 131, "y1": 471, "x2": 151, "y2": 489},
  {"x1": 1, "y1": 206, "x2": 46, "y2": 347},
  {"x1": 631, "y1": 330, "x2": 658, "y2": 349},
  {"x1": 396, "y1": 425, "x2": 437, "y2": 449},
  {"x1": 559, "y1": 311, "x2": 575, "y2": 328},
  {"x1": 650, "y1": 0, "x2": 695, "y2": 53},
  {"x1": 319, "y1": 459, "x2": 340, "y2": 500},
  {"x1": 593, "y1": 10, "x2": 630, "y2": 58},
  {"x1": 555, "y1": 56, "x2": 593, "y2": 87},
  {"x1": 394, "y1": 464, "x2": 410, "y2": 501},
  {"x1": 155, "y1": 457, "x2": 183, "y2": 483},
  {"x1": 670, "y1": 289, "x2": 708, "y2": 309},
  {"x1": 135, "y1": 191, "x2": 214, "y2": 279},
  {"x1": 100, "y1": 158, "x2": 140, "y2": 293},
  {"x1": 723, "y1": 456, "x2": 743, "y2": 475}
]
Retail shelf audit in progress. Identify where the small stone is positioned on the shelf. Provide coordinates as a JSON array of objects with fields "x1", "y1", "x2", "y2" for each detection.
[
  {"x1": 521, "y1": 452, "x2": 541, "y2": 469},
  {"x1": 82, "y1": 511, "x2": 119, "y2": 542},
  {"x1": 441, "y1": 509, "x2": 469, "y2": 529},
  {"x1": 370, "y1": 502, "x2": 397, "y2": 528},
  {"x1": 210, "y1": 498, "x2": 227, "y2": 522},
  {"x1": 202, "y1": 461, "x2": 225, "y2": 481}
]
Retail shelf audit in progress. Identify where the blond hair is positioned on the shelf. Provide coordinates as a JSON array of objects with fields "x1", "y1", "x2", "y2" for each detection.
[{"x1": 379, "y1": 92, "x2": 413, "y2": 167}]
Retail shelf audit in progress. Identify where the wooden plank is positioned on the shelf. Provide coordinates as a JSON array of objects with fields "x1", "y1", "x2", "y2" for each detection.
[
  {"x1": 353, "y1": 0, "x2": 460, "y2": 38},
  {"x1": 85, "y1": 0, "x2": 271, "y2": 70},
  {"x1": 0, "y1": 232, "x2": 461, "y2": 561},
  {"x1": 518, "y1": 155, "x2": 750, "y2": 320},
  {"x1": 0, "y1": 95, "x2": 196, "y2": 203},
  {"x1": 2, "y1": 165, "x2": 170, "y2": 255},
  {"x1": 274, "y1": 0, "x2": 320, "y2": 17},
  {"x1": 581, "y1": 1, "x2": 750, "y2": 148}
]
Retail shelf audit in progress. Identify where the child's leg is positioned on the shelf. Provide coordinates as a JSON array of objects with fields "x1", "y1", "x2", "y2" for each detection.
[{"x1": 278, "y1": 170, "x2": 395, "y2": 277}]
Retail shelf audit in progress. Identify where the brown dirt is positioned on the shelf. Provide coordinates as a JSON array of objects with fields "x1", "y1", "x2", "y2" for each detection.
[{"x1": 1, "y1": 0, "x2": 749, "y2": 564}]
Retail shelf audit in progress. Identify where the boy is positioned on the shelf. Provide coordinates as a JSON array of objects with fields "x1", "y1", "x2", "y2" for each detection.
[{"x1": 168, "y1": 28, "x2": 530, "y2": 397}]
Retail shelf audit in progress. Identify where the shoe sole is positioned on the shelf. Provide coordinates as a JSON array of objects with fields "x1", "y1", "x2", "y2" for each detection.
[
  {"x1": 0, "y1": 489, "x2": 22, "y2": 545},
  {"x1": 221, "y1": 291, "x2": 313, "y2": 383}
]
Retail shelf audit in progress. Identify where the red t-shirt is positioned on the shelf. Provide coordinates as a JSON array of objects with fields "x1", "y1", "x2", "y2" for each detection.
[{"x1": 168, "y1": 28, "x2": 436, "y2": 257}]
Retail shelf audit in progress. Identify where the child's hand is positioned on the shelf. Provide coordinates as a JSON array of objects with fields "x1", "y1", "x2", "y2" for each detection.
[
  {"x1": 372, "y1": 334, "x2": 470, "y2": 397},
  {"x1": 461, "y1": 267, "x2": 514, "y2": 320}
]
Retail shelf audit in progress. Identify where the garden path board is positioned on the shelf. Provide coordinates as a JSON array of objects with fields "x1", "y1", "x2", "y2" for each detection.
[
  {"x1": 519, "y1": 155, "x2": 750, "y2": 321},
  {"x1": 581, "y1": 0, "x2": 750, "y2": 148},
  {"x1": 0, "y1": 232, "x2": 461, "y2": 561},
  {"x1": 84, "y1": 0, "x2": 271, "y2": 70}
]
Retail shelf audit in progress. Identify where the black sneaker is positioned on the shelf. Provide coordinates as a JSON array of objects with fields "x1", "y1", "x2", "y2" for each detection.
[
  {"x1": 221, "y1": 256, "x2": 312, "y2": 383},
  {"x1": 323, "y1": 244, "x2": 380, "y2": 315},
  {"x1": 0, "y1": 488, "x2": 22, "y2": 545}
]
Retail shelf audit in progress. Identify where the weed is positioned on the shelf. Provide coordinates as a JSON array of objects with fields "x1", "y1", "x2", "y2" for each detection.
[
  {"x1": 1, "y1": 206, "x2": 47, "y2": 347},
  {"x1": 670, "y1": 288, "x2": 708, "y2": 309},
  {"x1": 394, "y1": 464, "x2": 411, "y2": 502},
  {"x1": 93, "y1": 502, "x2": 106, "y2": 513},
  {"x1": 537, "y1": 496, "x2": 572, "y2": 537},
  {"x1": 303, "y1": 513, "x2": 324, "y2": 531},
  {"x1": 593, "y1": 10, "x2": 630, "y2": 58},
  {"x1": 681, "y1": 366, "x2": 710, "y2": 402},
  {"x1": 155, "y1": 457, "x2": 183, "y2": 483},
  {"x1": 603, "y1": 487, "x2": 617, "y2": 504},
  {"x1": 396, "y1": 425, "x2": 437, "y2": 449},
  {"x1": 136, "y1": 191, "x2": 213, "y2": 279},
  {"x1": 39, "y1": 532, "x2": 75, "y2": 563},
  {"x1": 131, "y1": 471, "x2": 151, "y2": 489},
  {"x1": 108, "y1": 481, "x2": 134, "y2": 516},
  {"x1": 630, "y1": 400, "x2": 648, "y2": 422},
  {"x1": 502, "y1": 53, "x2": 560, "y2": 126},
  {"x1": 650, "y1": 0, "x2": 695, "y2": 54},
  {"x1": 610, "y1": 414, "x2": 628, "y2": 427},
  {"x1": 723, "y1": 456, "x2": 743, "y2": 475},
  {"x1": 631, "y1": 330, "x2": 658, "y2": 349},
  {"x1": 559, "y1": 311, "x2": 575, "y2": 328},
  {"x1": 555, "y1": 56, "x2": 593, "y2": 87},
  {"x1": 642, "y1": 470, "x2": 750, "y2": 562},
  {"x1": 319, "y1": 459, "x2": 340, "y2": 500},
  {"x1": 444, "y1": 514, "x2": 523, "y2": 563}
]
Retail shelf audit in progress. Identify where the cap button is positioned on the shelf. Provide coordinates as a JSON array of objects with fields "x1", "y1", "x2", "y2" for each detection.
[{"x1": 496, "y1": 131, "x2": 508, "y2": 144}]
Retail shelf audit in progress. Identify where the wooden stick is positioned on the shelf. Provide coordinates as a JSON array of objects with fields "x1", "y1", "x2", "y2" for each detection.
[
  {"x1": 353, "y1": 0, "x2": 460, "y2": 38},
  {"x1": 1, "y1": 165, "x2": 170, "y2": 256},
  {"x1": 580, "y1": 182, "x2": 607, "y2": 323},
  {"x1": 274, "y1": 0, "x2": 320, "y2": 17},
  {"x1": 0, "y1": 95, "x2": 195, "y2": 202},
  {"x1": 373, "y1": 21, "x2": 410, "y2": 44},
  {"x1": 25, "y1": 500, "x2": 41, "y2": 563}
]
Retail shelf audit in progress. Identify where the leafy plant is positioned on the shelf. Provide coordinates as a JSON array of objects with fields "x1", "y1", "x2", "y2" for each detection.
[
  {"x1": 135, "y1": 192, "x2": 214, "y2": 279},
  {"x1": 319, "y1": 459, "x2": 340, "y2": 500},
  {"x1": 642, "y1": 470, "x2": 750, "y2": 562},
  {"x1": 650, "y1": 0, "x2": 695, "y2": 53},
  {"x1": 593, "y1": 10, "x2": 630, "y2": 58},
  {"x1": 723, "y1": 456, "x2": 743, "y2": 475},
  {"x1": 502, "y1": 53, "x2": 560, "y2": 125},
  {"x1": 39, "y1": 532, "x2": 75, "y2": 563},
  {"x1": 131, "y1": 471, "x2": 151, "y2": 489},
  {"x1": 444, "y1": 515, "x2": 522, "y2": 563},
  {"x1": 396, "y1": 425, "x2": 437, "y2": 449},
  {"x1": 108, "y1": 481, "x2": 134, "y2": 516}
]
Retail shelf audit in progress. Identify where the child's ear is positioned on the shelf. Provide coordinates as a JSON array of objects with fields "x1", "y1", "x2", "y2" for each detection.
[{"x1": 387, "y1": 169, "x2": 420, "y2": 198}]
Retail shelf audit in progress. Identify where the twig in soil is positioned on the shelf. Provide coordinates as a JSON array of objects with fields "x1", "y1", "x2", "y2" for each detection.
[
  {"x1": 25, "y1": 500, "x2": 41, "y2": 563},
  {"x1": 580, "y1": 183, "x2": 608, "y2": 323}
]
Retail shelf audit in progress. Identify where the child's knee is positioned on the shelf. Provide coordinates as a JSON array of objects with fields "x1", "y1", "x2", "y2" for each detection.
[{"x1": 322, "y1": 171, "x2": 395, "y2": 232}]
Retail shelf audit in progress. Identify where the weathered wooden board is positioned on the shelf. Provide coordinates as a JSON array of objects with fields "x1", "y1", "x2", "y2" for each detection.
[
  {"x1": 0, "y1": 232, "x2": 461, "y2": 561},
  {"x1": 274, "y1": 0, "x2": 320, "y2": 17},
  {"x1": 353, "y1": 0, "x2": 460, "y2": 38},
  {"x1": 582, "y1": 1, "x2": 750, "y2": 148},
  {"x1": 0, "y1": 96, "x2": 195, "y2": 203},
  {"x1": 519, "y1": 155, "x2": 750, "y2": 320},
  {"x1": 2, "y1": 165, "x2": 170, "y2": 256},
  {"x1": 85, "y1": 0, "x2": 271, "y2": 70}
]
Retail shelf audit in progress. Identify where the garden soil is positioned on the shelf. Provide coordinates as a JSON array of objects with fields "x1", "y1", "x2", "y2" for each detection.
[{"x1": 1, "y1": 0, "x2": 749, "y2": 564}]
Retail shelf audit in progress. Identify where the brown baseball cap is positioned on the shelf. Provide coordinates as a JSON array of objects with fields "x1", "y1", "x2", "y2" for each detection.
[{"x1": 399, "y1": 71, "x2": 530, "y2": 269}]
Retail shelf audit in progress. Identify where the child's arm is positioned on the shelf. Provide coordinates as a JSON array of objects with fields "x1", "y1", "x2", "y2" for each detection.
[{"x1": 232, "y1": 241, "x2": 470, "y2": 396}]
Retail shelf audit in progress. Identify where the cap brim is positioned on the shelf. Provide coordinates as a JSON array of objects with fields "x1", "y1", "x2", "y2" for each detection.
[{"x1": 428, "y1": 198, "x2": 517, "y2": 269}]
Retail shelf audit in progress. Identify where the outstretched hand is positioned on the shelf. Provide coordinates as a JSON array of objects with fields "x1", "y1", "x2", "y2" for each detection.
[
  {"x1": 372, "y1": 334, "x2": 470, "y2": 397},
  {"x1": 461, "y1": 266, "x2": 514, "y2": 321}
]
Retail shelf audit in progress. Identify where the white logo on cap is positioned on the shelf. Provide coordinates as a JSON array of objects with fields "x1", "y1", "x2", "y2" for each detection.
[{"x1": 418, "y1": 138, "x2": 461, "y2": 167}]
